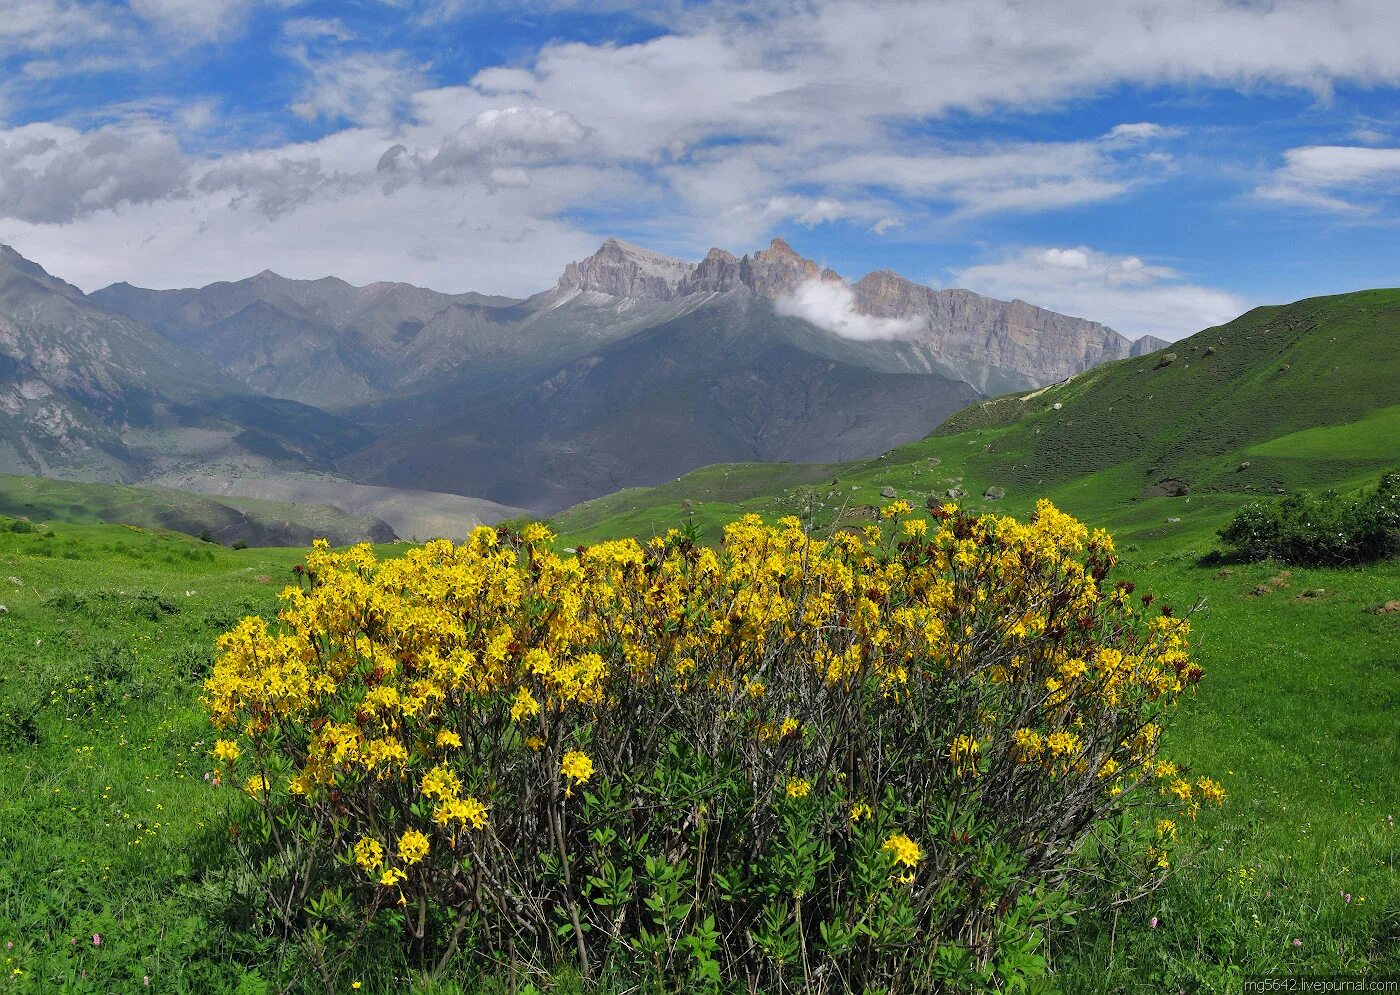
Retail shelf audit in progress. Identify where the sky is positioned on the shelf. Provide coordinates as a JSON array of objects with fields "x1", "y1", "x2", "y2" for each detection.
[{"x1": 1, "y1": 0, "x2": 1398, "y2": 341}]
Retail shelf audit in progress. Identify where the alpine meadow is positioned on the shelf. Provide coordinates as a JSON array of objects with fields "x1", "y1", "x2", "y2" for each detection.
[{"x1": 1, "y1": 2, "x2": 1398, "y2": 994}]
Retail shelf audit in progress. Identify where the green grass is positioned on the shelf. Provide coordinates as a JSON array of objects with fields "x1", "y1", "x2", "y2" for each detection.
[
  {"x1": 3, "y1": 515, "x2": 1395, "y2": 993},
  {"x1": 0, "y1": 474, "x2": 392, "y2": 548},
  {"x1": 2, "y1": 287, "x2": 1398, "y2": 991},
  {"x1": 544, "y1": 288, "x2": 1400, "y2": 990}
]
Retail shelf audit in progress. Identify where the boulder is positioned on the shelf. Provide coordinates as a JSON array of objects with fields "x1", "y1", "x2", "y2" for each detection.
[
  {"x1": 879, "y1": 486, "x2": 897, "y2": 499},
  {"x1": 1154, "y1": 353, "x2": 1178, "y2": 369},
  {"x1": 946, "y1": 486, "x2": 967, "y2": 500},
  {"x1": 983, "y1": 486, "x2": 1005, "y2": 501}
]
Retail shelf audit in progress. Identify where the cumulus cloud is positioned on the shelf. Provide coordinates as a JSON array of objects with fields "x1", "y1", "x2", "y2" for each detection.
[
  {"x1": 5, "y1": 0, "x2": 1400, "y2": 300},
  {"x1": 776, "y1": 279, "x2": 926, "y2": 342},
  {"x1": 196, "y1": 154, "x2": 345, "y2": 218},
  {"x1": 950, "y1": 246, "x2": 1247, "y2": 341},
  {"x1": 1257, "y1": 145, "x2": 1400, "y2": 212},
  {"x1": 427, "y1": 107, "x2": 590, "y2": 178},
  {"x1": 0, "y1": 123, "x2": 189, "y2": 223}
]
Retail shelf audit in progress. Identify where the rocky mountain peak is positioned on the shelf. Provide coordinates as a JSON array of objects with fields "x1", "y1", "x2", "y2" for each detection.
[
  {"x1": 0, "y1": 244, "x2": 86, "y2": 302},
  {"x1": 556, "y1": 239, "x2": 695, "y2": 300}
]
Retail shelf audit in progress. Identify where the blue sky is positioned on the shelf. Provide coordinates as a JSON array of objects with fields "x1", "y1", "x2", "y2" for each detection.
[{"x1": 1, "y1": 0, "x2": 1398, "y2": 340}]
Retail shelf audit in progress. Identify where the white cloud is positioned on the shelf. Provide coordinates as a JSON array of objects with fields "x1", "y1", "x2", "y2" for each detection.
[
  {"x1": 1257, "y1": 145, "x2": 1400, "y2": 212},
  {"x1": 283, "y1": 17, "x2": 356, "y2": 42},
  {"x1": 775, "y1": 279, "x2": 926, "y2": 342},
  {"x1": 0, "y1": 122, "x2": 190, "y2": 223},
  {"x1": 288, "y1": 48, "x2": 429, "y2": 128},
  {"x1": 1102, "y1": 122, "x2": 1167, "y2": 143},
  {"x1": 5, "y1": 0, "x2": 1400, "y2": 300},
  {"x1": 951, "y1": 246, "x2": 1248, "y2": 341},
  {"x1": 427, "y1": 107, "x2": 590, "y2": 178},
  {"x1": 128, "y1": 0, "x2": 259, "y2": 41}
]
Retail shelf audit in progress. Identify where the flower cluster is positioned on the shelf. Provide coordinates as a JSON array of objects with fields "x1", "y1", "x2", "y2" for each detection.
[{"x1": 205, "y1": 501, "x2": 1217, "y2": 991}]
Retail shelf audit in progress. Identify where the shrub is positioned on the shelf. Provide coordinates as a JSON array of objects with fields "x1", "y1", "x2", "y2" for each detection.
[
  {"x1": 1218, "y1": 473, "x2": 1400, "y2": 565},
  {"x1": 206, "y1": 502, "x2": 1217, "y2": 993}
]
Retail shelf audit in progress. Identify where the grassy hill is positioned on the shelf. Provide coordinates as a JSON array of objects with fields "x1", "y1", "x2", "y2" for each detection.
[
  {"x1": 0, "y1": 474, "x2": 396, "y2": 547},
  {"x1": 545, "y1": 289, "x2": 1400, "y2": 989},
  {"x1": 552, "y1": 289, "x2": 1400, "y2": 548},
  {"x1": 1, "y1": 289, "x2": 1396, "y2": 993}
]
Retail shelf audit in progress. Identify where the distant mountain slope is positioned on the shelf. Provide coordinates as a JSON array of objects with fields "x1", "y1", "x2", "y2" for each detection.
[
  {"x1": 551, "y1": 288, "x2": 1400, "y2": 545},
  {"x1": 341, "y1": 291, "x2": 982, "y2": 514},
  {"x1": 93, "y1": 237, "x2": 1161, "y2": 410},
  {"x1": 0, "y1": 473, "x2": 395, "y2": 547},
  {"x1": 159, "y1": 473, "x2": 524, "y2": 541},
  {"x1": 19, "y1": 236, "x2": 1164, "y2": 520},
  {"x1": 0, "y1": 246, "x2": 369, "y2": 483}
]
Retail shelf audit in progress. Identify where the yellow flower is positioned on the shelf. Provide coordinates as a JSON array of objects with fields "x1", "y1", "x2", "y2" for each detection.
[
  {"x1": 949, "y1": 734, "x2": 980, "y2": 778},
  {"x1": 850, "y1": 802, "x2": 872, "y2": 823},
  {"x1": 460, "y1": 797, "x2": 488, "y2": 830},
  {"x1": 786, "y1": 778, "x2": 811, "y2": 798},
  {"x1": 525, "y1": 736, "x2": 544, "y2": 752},
  {"x1": 561, "y1": 750, "x2": 594, "y2": 785},
  {"x1": 398, "y1": 829, "x2": 430, "y2": 865},
  {"x1": 353, "y1": 837, "x2": 384, "y2": 872},
  {"x1": 243, "y1": 774, "x2": 270, "y2": 798},
  {"x1": 435, "y1": 730, "x2": 462, "y2": 749},
  {"x1": 379, "y1": 867, "x2": 407, "y2": 887},
  {"x1": 1197, "y1": 777, "x2": 1227, "y2": 805},
  {"x1": 510, "y1": 686, "x2": 541, "y2": 723},
  {"x1": 212, "y1": 739, "x2": 240, "y2": 762},
  {"x1": 882, "y1": 833, "x2": 922, "y2": 869}
]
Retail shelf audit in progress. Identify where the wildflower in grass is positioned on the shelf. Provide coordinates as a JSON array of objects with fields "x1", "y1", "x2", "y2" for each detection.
[
  {"x1": 202, "y1": 503, "x2": 1213, "y2": 992},
  {"x1": 879, "y1": 500, "x2": 912, "y2": 519},
  {"x1": 1197, "y1": 777, "x2": 1227, "y2": 805},
  {"x1": 398, "y1": 829, "x2": 430, "y2": 865},
  {"x1": 92, "y1": 934, "x2": 101, "y2": 946},
  {"x1": 882, "y1": 833, "x2": 922, "y2": 869},
  {"x1": 1167, "y1": 778, "x2": 1193, "y2": 802},
  {"x1": 1149, "y1": 916, "x2": 1159, "y2": 929}
]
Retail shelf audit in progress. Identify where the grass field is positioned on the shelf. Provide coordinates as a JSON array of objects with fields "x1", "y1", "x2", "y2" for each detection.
[
  {"x1": 1, "y1": 288, "x2": 1396, "y2": 992},
  {"x1": 1, "y1": 501, "x2": 1395, "y2": 992}
]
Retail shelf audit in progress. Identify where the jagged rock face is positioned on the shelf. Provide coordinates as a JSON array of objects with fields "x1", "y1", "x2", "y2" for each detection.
[
  {"x1": 853, "y1": 267, "x2": 1142, "y2": 386},
  {"x1": 557, "y1": 238, "x2": 694, "y2": 300},
  {"x1": 555, "y1": 239, "x2": 1159, "y2": 387}
]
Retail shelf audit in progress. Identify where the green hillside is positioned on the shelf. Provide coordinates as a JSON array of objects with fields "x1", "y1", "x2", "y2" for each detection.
[
  {"x1": 553, "y1": 289, "x2": 1400, "y2": 548},
  {"x1": 0, "y1": 474, "x2": 396, "y2": 547}
]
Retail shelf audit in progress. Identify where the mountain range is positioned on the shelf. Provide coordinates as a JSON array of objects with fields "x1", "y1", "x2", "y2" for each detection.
[{"x1": 1, "y1": 236, "x2": 1167, "y2": 525}]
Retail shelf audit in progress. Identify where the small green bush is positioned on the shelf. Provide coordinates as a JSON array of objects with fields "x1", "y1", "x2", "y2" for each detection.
[{"x1": 1218, "y1": 473, "x2": 1400, "y2": 565}]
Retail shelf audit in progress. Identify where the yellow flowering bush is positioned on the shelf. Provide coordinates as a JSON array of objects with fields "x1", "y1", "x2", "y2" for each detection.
[{"x1": 206, "y1": 501, "x2": 1216, "y2": 992}]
